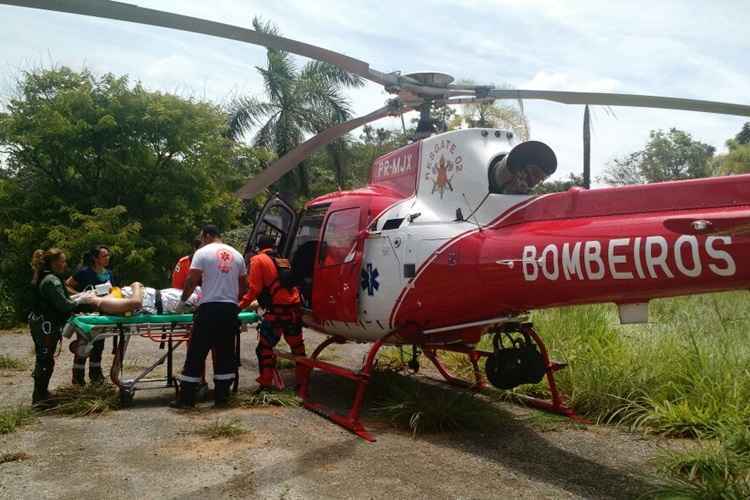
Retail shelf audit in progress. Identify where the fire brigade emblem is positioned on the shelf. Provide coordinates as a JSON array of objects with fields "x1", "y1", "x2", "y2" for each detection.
[
  {"x1": 425, "y1": 139, "x2": 463, "y2": 199},
  {"x1": 216, "y1": 249, "x2": 234, "y2": 273}
]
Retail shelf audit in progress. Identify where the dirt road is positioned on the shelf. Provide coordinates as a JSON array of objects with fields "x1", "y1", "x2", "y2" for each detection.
[{"x1": 1, "y1": 326, "x2": 670, "y2": 499}]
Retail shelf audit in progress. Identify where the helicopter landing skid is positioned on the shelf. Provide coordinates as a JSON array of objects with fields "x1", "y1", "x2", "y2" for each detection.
[
  {"x1": 423, "y1": 325, "x2": 584, "y2": 422},
  {"x1": 280, "y1": 336, "x2": 384, "y2": 442}
]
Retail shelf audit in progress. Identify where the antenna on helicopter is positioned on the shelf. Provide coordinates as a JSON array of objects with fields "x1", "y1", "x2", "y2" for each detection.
[{"x1": 583, "y1": 105, "x2": 591, "y2": 189}]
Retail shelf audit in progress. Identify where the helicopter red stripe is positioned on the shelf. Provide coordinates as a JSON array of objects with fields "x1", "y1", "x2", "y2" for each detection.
[{"x1": 388, "y1": 194, "x2": 548, "y2": 329}]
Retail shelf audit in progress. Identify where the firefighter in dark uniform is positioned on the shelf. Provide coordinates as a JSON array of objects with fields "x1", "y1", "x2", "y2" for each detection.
[
  {"x1": 28, "y1": 248, "x2": 95, "y2": 406},
  {"x1": 239, "y1": 235, "x2": 305, "y2": 389},
  {"x1": 171, "y1": 225, "x2": 247, "y2": 408},
  {"x1": 65, "y1": 245, "x2": 114, "y2": 385}
]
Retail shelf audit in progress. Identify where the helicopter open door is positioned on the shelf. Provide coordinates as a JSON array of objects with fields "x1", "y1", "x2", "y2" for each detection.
[
  {"x1": 312, "y1": 205, "x2": 367, "y2": 323},
  {"x1": 244, "y1": 196, "x2": 297, "y2": 260}
]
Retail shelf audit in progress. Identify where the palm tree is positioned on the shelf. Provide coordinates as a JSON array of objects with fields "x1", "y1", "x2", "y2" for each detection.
[{"x1": 228, "y1": 17, "x2": 364, "y2": 204}]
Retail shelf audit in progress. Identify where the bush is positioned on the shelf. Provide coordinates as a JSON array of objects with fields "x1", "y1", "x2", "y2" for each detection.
[
  {"x1": 0, "y1": 406, "x2": 36, "y2": 434},
  {"x1": 0, "y1": 279, "x2": 16, "y2": 329}
]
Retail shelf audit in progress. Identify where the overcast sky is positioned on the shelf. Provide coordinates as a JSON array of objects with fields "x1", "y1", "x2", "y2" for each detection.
[{"x1": 2, "y1": 0, "x2": 749, "y2": 184}]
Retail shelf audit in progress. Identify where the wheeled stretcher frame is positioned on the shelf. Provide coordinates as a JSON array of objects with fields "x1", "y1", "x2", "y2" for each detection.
[{"x1": 65, "y1": 312, "x2": 260, "y2": 405}]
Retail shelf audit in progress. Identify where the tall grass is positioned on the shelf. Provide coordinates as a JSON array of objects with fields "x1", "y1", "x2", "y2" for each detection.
[
  {"x1": 529, "y1": 292, "x2": 750, "y2": 436},
  {"x1": 649, "y1": 423, "x2": 750, "y2": 498}
]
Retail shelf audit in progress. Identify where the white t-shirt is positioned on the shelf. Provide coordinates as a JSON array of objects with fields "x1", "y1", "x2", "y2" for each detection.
[{"x1": 189, "y1": 242, "x2": 247, "y2": 305}]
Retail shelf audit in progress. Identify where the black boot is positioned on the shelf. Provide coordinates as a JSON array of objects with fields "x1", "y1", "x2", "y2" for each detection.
[
  {"x1": 213, "y1": 380, "x2": 232, "y2": 408},
  {"x1": 196, "y1": 382, "x2": 209, "y2": 402},
  {"x1": 89, "y1": 366, "x2": 105, "y2": 384},
  {"x1": 72, "y1": 366, "x2": 86, "y2": 386},
  {"x1": 32, "y1": 376, "x2": 54, "y2": 409},
  {"x1": 169, "y1": 381, "x2": 197, "y2": 409}
]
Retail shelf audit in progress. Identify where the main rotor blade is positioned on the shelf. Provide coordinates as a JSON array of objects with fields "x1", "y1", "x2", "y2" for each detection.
[
  {"x1": 236, "y1": 103, "x2": 406, "y2": 200},
  {"x1": 0, "y1": 0, "x2": 396, "y2": 87},
  {"x1": 487, "y1": 89, "x2": 750, "y2": 117}
]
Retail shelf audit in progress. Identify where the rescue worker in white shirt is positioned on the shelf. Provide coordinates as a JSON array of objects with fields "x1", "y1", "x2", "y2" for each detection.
[{"x1": 170, "y1": 225, "x2": 247, "y2": 408}]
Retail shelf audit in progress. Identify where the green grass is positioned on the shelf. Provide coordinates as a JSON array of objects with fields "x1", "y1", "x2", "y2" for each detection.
[
  {"x1": 194, "y1": 418, "x2": 248, "y2": 439},
  {"x1": 0, "y1": 354, "x2": 25, "y2": 370},
  {"x1": 44, "y1": 384, "x2": 120, "y2": 417},
  {"x1": 0, "y1": 406, "x2": 36, "y2": 434},
  {"x1": 369, "y1": 370, "x2": 502, "y2": 436},
  {"x1": 526, "y1": 292, "x2": 750, "y2": 436},
  {"x1": 230, "y1": 388, "x2": 301, "y2": 408},
  {"x1": 649, "y1": 423, "x2": 750, "y2": 499}
]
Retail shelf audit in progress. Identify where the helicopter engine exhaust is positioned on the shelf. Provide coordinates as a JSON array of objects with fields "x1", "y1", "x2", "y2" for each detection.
[{"x1": 488, "y1": 140, "x2": 558, "y2": 195}]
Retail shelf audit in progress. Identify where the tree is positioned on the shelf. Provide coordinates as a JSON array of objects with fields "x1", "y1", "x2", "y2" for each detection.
[
  {"x1": 735, "y1": 122, "x2": 750, "y2": 146},
  {"x1": 0, "y1": 66, "x2": 254, "y2": 318},
  {"x1": 533, "y1": 173, "x2": 585, "y2": 194},
  {"x1": 602, "y1": 128, "x2": 715, "y2": 185},
  {"x1": 228, "y1": 17, "x2": 363, "y2": 205},
  {"x1": 713, "y1": 122, "x2": 750, "y2": 175}
]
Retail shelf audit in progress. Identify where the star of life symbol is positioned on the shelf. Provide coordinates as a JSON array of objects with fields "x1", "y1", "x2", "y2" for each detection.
[
  {"x1": 216, "y1": 249, "x2": 234, "y2": 273},
  {"x1": 360, "y1": 263, "x2": 380, "y2": 296},
  {"x1": 424, "y1": 139, "x2": 463, "y2": 199}
]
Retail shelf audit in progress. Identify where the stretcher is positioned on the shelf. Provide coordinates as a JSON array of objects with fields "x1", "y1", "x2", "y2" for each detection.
[{"x1": 63, "y1": 311, "x2": 260, "y2": 405}]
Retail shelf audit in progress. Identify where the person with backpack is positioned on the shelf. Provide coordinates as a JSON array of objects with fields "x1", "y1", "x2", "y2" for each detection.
[
  {"x1": 239, "y1": 235, "x2": 306, "y2": 390},
  {"x1": 29, "y1": 248, "x2": 96, "y2": 406}
]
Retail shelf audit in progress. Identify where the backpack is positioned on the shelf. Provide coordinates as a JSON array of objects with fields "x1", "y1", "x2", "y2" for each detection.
[{"x1": 257, "y1": 251, "x2": 296, "y2": 309}]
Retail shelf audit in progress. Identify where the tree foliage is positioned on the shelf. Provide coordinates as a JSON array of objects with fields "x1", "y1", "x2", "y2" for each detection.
[
  {"x1": 713, "y1": 122, "x2": 750, "y2": 175},
  {"x1": 0, "y1": 67, "x2": 258, "y2": 318},
  {"x1": 533, "y1": 173, "x2": 585, "y2": 194},
  {"x1": 227, "y1": 17, "x2": 363, "y2": 205},
  {"x1": 601, "y1": 128, "x2": 715, "y2": 185}
]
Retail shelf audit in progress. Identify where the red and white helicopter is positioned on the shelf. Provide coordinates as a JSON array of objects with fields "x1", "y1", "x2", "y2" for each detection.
[{"x1": 7, "y1": 0, "x2": 750, "y2": 441}]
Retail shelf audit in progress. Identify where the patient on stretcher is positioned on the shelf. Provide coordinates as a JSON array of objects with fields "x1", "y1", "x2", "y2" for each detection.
[{"x1": 72, "y1": 283, "x2": 201, "y2": 315}]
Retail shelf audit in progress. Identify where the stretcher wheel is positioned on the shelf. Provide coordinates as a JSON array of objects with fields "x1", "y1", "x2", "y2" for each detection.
[{"x1": 119, "y1": 388, "x2": 135, "y2": 407}]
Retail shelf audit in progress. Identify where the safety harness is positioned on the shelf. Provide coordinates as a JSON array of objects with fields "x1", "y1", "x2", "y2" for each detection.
[{"x1": 257, "y1": 252, "x2": 300, "y2": 324}]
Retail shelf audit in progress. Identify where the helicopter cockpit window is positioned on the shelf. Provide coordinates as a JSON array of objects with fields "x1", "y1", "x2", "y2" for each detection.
[
  {"x1": 320, "y1": 207, "x2": 361, "y2": 267},
  {"x1": 251, "y1": 205, "x2": 294, "y2": 255},
  {"x1": 289, "y1": 204, "x2": 329, "y2": 307}
]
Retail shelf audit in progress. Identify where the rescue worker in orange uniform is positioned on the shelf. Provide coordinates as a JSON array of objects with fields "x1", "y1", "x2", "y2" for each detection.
[
  {"x1": 171, "y1": 237, "x2": 202, "y2": 289},
  {"x1": 239, "y1": 235, "x2": 305, "y2": 389}
]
